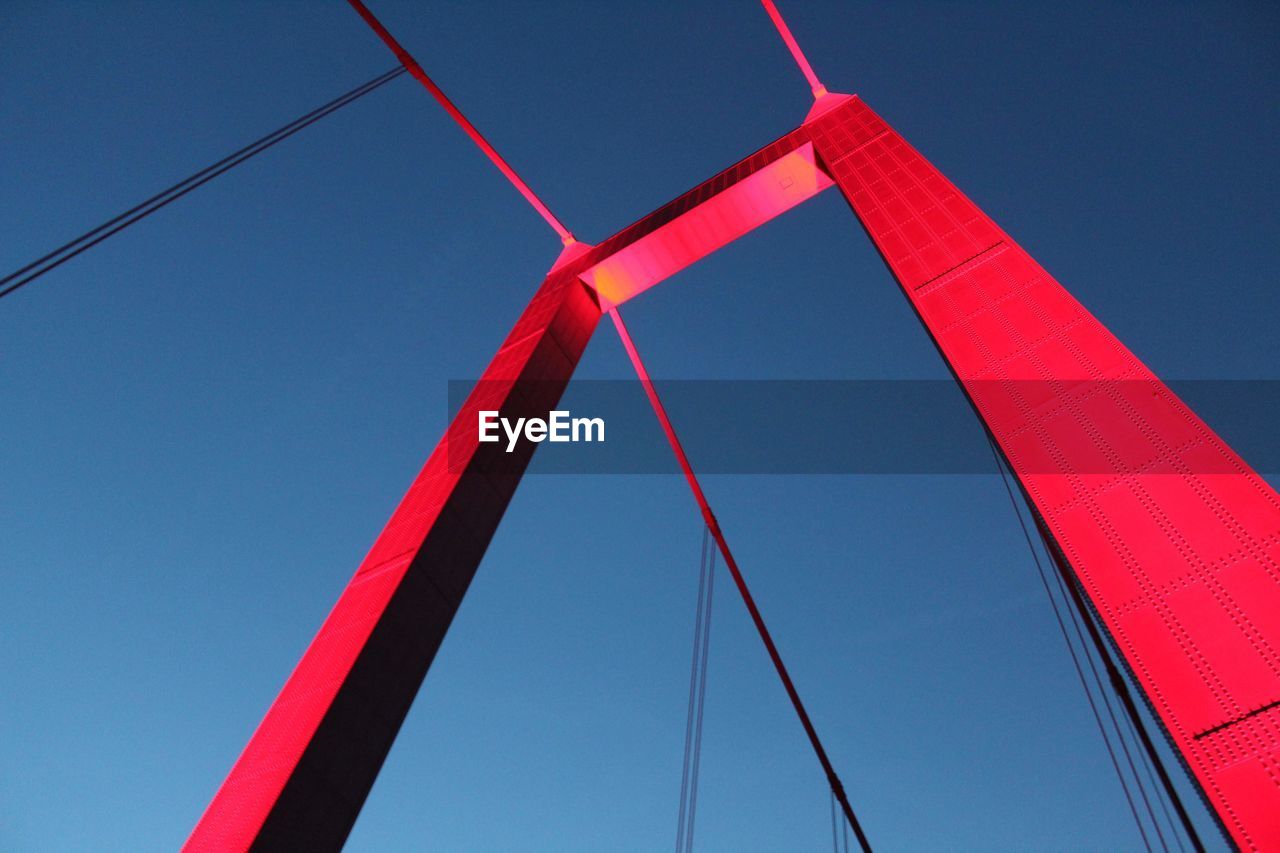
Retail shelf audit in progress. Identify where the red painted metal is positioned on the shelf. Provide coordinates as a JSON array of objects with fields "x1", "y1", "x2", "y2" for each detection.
[
  {"x1": 583, "y1": 144, "x2": 833, "y2": 307},
  {"x1": 182, "y1": 134, "x2": 831, "y2": 848},
  {"x1": 184, "y1": 270, "x2": 602, "y2": 851},
  {"x1": 186, "y1": 20, "x2": 1280, "y2": 845},
  {"x1": 609, "y1": 307, "x2": 873, "y2": 852},
  {"x1": 760, "y1": 0, "x2": 828, "y2": 98},
  {"x1": 346, "y1": 0, "x2": 576, "y2": 245},
  {"x1": 805, "y1": 95, "x2": 1280, "y2": 850}
]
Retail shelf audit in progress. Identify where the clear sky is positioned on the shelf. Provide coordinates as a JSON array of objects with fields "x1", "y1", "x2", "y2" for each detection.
[{"x1": 2, "y1": 1, "x2": 1278, "y2": 850}]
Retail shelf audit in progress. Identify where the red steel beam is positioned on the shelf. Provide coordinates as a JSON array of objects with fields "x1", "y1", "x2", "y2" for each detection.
[
  {"x1": 184, "y1": 269, "x2": 601, "y2": 851},
  {"x1": 183, "y1": 129, "x2": 830, "y2": 850},
  {"x1": 804, "y1": 95, "x2": 1280, "y2": 850},
  {"x1": 184, "y1": 56, "x2": 1280, "y2": 851}
]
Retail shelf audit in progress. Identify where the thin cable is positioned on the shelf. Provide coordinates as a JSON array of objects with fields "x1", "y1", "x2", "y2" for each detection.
[
  {"x1": 759, "y1": 0, "x2": 828, "y2": 98},
  {"x1": 1016, "y1": 487, "x2": 1169, "y2": 850},
  {"x1": 345, "y1": 0, "x2": 575, "y2": 245},
  {"x1": 609, "y1": 306, "x2": 873, "y2": 853},
  {"x1": 684, "y1": 540, "x2": 716, "y2": 853},
  {"x1": 2, "y1": 65, "x2": 401, "y2": 290},
  {"x1": 1124, "y1": 698, "x2": 1189, "y2": 853},
  {"x1": 1030, "y1": 510, "x2": 1207, "y2": 853},
  {"x1": 984, "y1": 433, "x2": 1155, "y2": 852},
  {"x1": 676, "y1": 528, "x2": 712, "y2": 853},
  {"x1": 0, "y1": 66, "x2": 406, "y2": 303},
  {"x1": 830, "y1": 789, "x2": 839, "y2": 853},
  {"x1": 1039, "y1": 512, "x2": 1170, "y2": 852}
]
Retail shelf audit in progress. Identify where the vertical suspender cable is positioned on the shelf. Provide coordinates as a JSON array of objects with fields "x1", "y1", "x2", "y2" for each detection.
[
  {"x1": 676, "y1": 527, "x2": 715, "y2": 853},
  {"x1": 609, "y1": 307, "x2": 873, "y2": 853},
  {"x1": 1036, "y1": 513, "x2": 1172, "y2": 852},
  {"x1": 685, "y1": 538, "x2": 715, "y2": 852},
  {"x1": 1123, "y1": 703, "x2": 1189, "y2": 853},
  {"x1": 986, "y1": 419, "x2": 1208, "y2": 851},
  {"x1": 1028, "y1": 508, "x2": 1207, "y2": 853},
  {"x1": 985, "y1": 433, "x2": 1155, "y2": 851},
  {"x1": 830, "y1": 789, "x2": 840, "y2": 853}
]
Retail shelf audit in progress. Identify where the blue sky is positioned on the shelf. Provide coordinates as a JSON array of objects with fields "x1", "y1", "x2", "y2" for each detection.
[{"x1": 2, "y1": 1, "x2": 1277, "y2": 850}]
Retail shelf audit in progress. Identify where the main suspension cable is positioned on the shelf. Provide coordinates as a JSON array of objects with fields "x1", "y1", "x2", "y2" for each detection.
[
  {"x1": 759, "y1": 0, "x2": 828, "y2": 99},
  {"x1": 608, "y1": 306, "x2": 873, "y2": 853},
  {"x1": 0, "y1": 66, "x2": 406, "y2": 303},
  {"x1": 345, "y1": 0, "x2": 576, "y2": 245}
]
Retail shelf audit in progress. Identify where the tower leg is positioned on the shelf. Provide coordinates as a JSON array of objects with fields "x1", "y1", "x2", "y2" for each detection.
[
  {"x1": 184, "y1": 271, "x2": 601, "y2": 852},
  {"x1": 807, "y1": 95, "x2": 1280, "y2": 850}
]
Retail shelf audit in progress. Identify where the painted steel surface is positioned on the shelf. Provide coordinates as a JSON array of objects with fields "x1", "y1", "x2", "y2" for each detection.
[
  {"x1": 185, "y1": 271, "x2": 601, "y2": 851},
  {"x1": 808, "y1": 95, "x2": 1280, "y2": 850},
  {"x1": 184, "y1": 122, "x2": 826, "y2": 851},
  {"x1": 187, "y1": 84, "x2": 1280, "y2": 851}
]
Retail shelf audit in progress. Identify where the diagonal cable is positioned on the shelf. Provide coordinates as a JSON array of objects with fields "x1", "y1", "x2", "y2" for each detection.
[
  {"x1": 609, "y1": 306, "x2": 874, "y2": 853},
  {"x1": 345, "y1": 0, "x2": 575, "y2": 245},
  {"x1": 985, "y1": 432, "x2": 1158, "y2": 851},
  {"x1": 0, "y1": 66, "x2": 406, "y2": 302}
]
